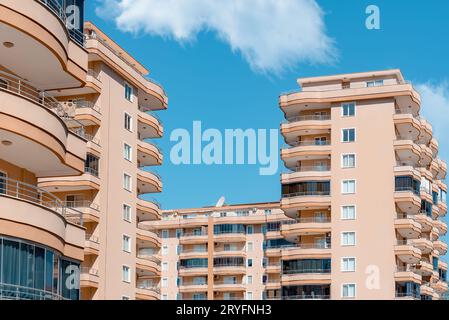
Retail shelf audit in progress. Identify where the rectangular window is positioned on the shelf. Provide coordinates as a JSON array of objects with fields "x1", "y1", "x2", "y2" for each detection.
[
  {"x1": 247, "y1": 242, "x2": 253, "y2": 252},
  {"x1": 162, "y1": 278, "x2": 168, "y2": 288},
  {"x1": 367, "y1": 80, "x2": 384, "y2": 87},
  {"x1": 341, "y1": 257, "x2": 356, "y2": 272},
  {"x1": 122, "y1": 296, "x2": 130, "y2": 300},
  {"x1": 162, "y1": 262, "x2": 168, "y2": 271},
  {"x1": 125, "y1": 83, "x2": 134, "y2": 101},
  {"x1": 246, "y1": 292, "x2": 253, "y2": 300},
  {"x1": 342, "y1": 102, "x2": 355, "y2": 117},
  {"x1": 124, "y1": 112, "x2": 132, "y2": 131},
  {"x1": 161, "y1": 294, "x2": 168, "y2": 300},
  {"x1": 247, "y1": 276, "x2": 253, "y2": 284},
  {"x1": 176, "y1": 229, "x2": 183, "y2": 238},
  {"x1": 342, "y1": 180, "x2": 356, "y2": 194},
  {"x1": 162, "y1": 245, "x2": 168, "y2": 255},
  {"x1": 124, "y1": 143, "x2": 132, "y2": 161},
  {"x1": 246, "y1": 225, "x2": 254, "y2": 234},
  {"x1": 122, "y1": 266, "x2": 130, "y2": 282},
  {"x1": 341, "y1": 232, "x2": 356, "y2": 246},
  {"x1": 123, "y1": 173, "x2": 131, "y2": 191},
  {"x1": 342, "y1": 284, "x2": 356, "y2": 298},
  {"x1": 341, "y1": 205, "x2": 356, "y2": 220},
  {"x1": 162, "y1": 230, "x2": 169, "y2": 239},
  {"x1": 123, "y1": 204, "x2": 131, "y2": 222},
  {"x1": 342, "y1": 154, "x2": 356, "y2": 168},
  {"x1": 122, "y1": 235, "x2": 131, "y2": 253},
  {"x1": 342, "y1": 128, "x2": 356, "y2": 142},
  {"x1": 247, "y1": 259, "x2": 253, "y2": 267}
]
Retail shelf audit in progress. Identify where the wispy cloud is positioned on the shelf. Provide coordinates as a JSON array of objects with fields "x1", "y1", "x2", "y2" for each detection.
[
  {"x1": 416, "y1": 81, "x2": 449, "y2": 163},
  {"x1": 95, "y1": 0, "x2": 336, "y2": 74}
]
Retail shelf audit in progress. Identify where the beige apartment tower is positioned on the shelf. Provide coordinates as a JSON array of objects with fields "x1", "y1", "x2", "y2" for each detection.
[{"x1": 0, "y1": 1, "x2": 166, "y2": 300}]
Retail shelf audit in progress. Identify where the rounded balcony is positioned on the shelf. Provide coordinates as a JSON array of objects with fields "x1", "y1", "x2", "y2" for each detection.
[
  {"x1": 138, "y1": 140, "x2": 163, "y2": 167},
  {"x1": 137, "y1": 170, "x2": 162, "y2": 195},
  {"x1": 394, "y1": 240, "x2": 422, "y2": 264},
  {"x1": 138, "y1": 111, "x2": 163, "y2": 139}
]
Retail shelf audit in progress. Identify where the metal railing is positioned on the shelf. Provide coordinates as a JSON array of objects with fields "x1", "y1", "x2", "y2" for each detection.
[
  {"x1": 395, "y1": 292, "x2": 420, "y2": 299},
  {"x1": 81, "y1": 267, "x2": 99, "y2": 276},
  {"x1": 181, "y1": 247, "x2": 208, "y2": 254},
  {"x1": 137, "y1": 254, "x2": 162, "y2": 265},
  {"x1": 295, "y1": 216, "x2": 331, "y2": 223},
  {"x1": 269, "y1": 242, "x2": 331, "y2": 250},
  {"x1": 62, "y1": 200, "x2": 100, "y2": 211},
  {"x1": 181, "y1": 231, "x2": 208, "y2": 237},
  {"x1": 85, "y1": 234, "x2": 100, "y2": 244},
  {"x1": 136, "y1": 280, "x2": 161, "y2": 293},
  {"x1": 281, "y1": 295, "x2": 330, "y2": 300},
  {"x1": 140, "y1": 140, "x2": 163, "y2": 154},
  {"x1": 84, "y1": 167, "x2": 99, "y2": 177},
  {"x1": 284, "y1": 114, "x2": 331, "y2": 123},
  {"x1": 180, "y1": 281, "x2": 207, "y2": 286},
  {"x1": 214, "y1": 264, "x2": 246, "y2": 268},
  {"x1": 61, "y1": 100, "x2": 101, "y2": 114},
  {"x1": 0, "y1": 283, "x2": 66, "y2": 300},
  {"x1": 214, "y1": 281, "x2": 244, "y2": 286},
  {"x1": 283, "y1": 268, "x2": 331, "y2": 275},
  {"x1": 38, "y1": 0, "x2": 85, "y2": 47},
  {"x1": 138, "y1": 196, "x2": 162, "y2": 209},
  {"x1": 83, "y1": 133, "x2": 101, "y2": 146},
  {"x1": 0, "y1": 177, "x2": 82, "y2": 225},
  {"x1": 282, "y1": 191, "x2": 331, "y2": 198},
  {"x1": 288, "y1": 140, "x2": 331, "y2": 147},
  {"x1": 287, "y1": 165, "x2": 331, "y2": 173}
]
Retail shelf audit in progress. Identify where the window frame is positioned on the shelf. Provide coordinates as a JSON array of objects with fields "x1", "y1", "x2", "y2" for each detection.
[
  {"x1": 123, "y1": 173, "x2": 132, "y2": 192},
  {"x1": 341, "y1": 283, "x2": 356, "y2": 298},
  {"x1": 341, "y1": 153, "x2": 356, "y2": 169},
  {"x1": 341, "y1": 257, "x2": 356, "y2": 272},
  {"x1": 341, "y1": 205, "x2": 356, "y2": 220},
  {"x1": 342, "y1": 179, "x2": 356, "y2": 194},
  {"x1": 342, "y1": 128, "x2": 356, "y2": 143},
  {"x1": 122, "y1": 234, "x2": 131, "y2": 253},
  {"x1": 123, "y1": 142, "x2": 132, "y2": 162},
  {"x1": 341, "y1": 231, "x2": 357, "y2": 246},
  {"x1": 124, "y1": 112, "x2": 133, "y2": 132},
  {"x1": 122, "y1": 265, "x2": 131, "y2": 283},
  {"x1": 341, "y1": 102, "x2": 356, "y2": 117}
]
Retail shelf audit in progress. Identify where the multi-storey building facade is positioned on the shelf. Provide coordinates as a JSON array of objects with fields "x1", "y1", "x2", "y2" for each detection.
[
  {"x1": 151, "y1": 203, "x2": 293, "y2": 300},
  {"x1": 279, "y1": 69, "x2": 448, "y2": 300},
  {"x1": 0, "y1": 1, "x2": 166, "y2": 300}
]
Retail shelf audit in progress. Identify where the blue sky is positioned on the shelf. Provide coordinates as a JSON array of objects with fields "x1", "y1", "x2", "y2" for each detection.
[{"x1": 86, "y1": 0, "x2": 449, "y2": 212}]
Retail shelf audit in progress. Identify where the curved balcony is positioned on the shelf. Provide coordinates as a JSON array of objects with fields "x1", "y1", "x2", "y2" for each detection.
[
  {"x1": 281, "y1": 166, "x2": 331, "y2": 184},
  {"x1": 414, "y1": 213, "x2": 433, "y2": 233},
  {"x1": 60, "y1": 100, "x2": 101, "y2": 127},
  {"x1": 419, "y1": 144, "x2": 433, "y2": 166},
  {"x1": 137, "y1": 170, "x2": 162, "y2": 195},
  {"x1": 0, "y1": 177, "x2": 85, "y2": 260},
  {"x1": 395, "y1": 214, "x2": 422, "y2": 239},
  {"x1": 136, "y1": 281, "x2": 161, "y2": 300},
  {"x1": 418, "y1": 118, "x2": 433, "y2": 145},
  {"x1": 84, "y1": 234, "x2": 100, "y2": 256},
  {"x1": 413, "y1": 260, "x2": 434, "y2": 276},
  {"x1": 281, "y1": 141, "x2": 331, "y2": 169},
  {"x1": 434, "y1": 220, "x2": 448, "y2": 236},
  {"x1": 281, "y1": 218, "x2": 331, "y2": 242},
  {"x1": 138, "y1": 140, "x2": 163, "y2": 166},
  {"x1": 80, "y1": 267, "x2": 100, "y2": 289},
  {"x1": 138, "y1": 111, "x2": 163, "y2": 139},
  {"x1": 437, "y1": 160, "x2": 447, "y2": 180},
  {"x1": 394, "y1": 188, "x2": 421, "y2": 214},
  {"x1": 63, "y1": 200, "x2": 100, "y2": 224},
  {"x1": 429, "y1": 138, "x2": 439, "y2": 157},
  {"x1": 281, "y1": 192, "x2": 331, "y2": 217},
  {"x1": 395, "y1": 240, "x2": 422, "y2": 264},
  {"x1": 393, "y1": 114, "x2": 421, "y2": 141},
  {"x1": 0, "y1": 1, "x2": 87, "y2": 90},
  {"x1": 281, "y1": 114, "x2": 331, "y2": 145},
  {"x1": 136, "y1": 255, "x2": 161, "y2": 276},
  {"x1": 136, "y1": 224, "x2": 161, "y2": 248},
  {"x1": 179, "y1": 232, "x2": 208, "y2": 245},
  {"x1": 280, "y1": 83, "x2": 420, "y2": 115},
  {"x1": 38, "y1": 168, "x2": 100, "y2": 192},
  {"x1": 394, "y1": 165, "x2": 421, "y2": 181},
  {"x1": 394, "y1": 266, "x2": 422, "y2": 283},
  {"x1": 281, "y1": 243, "x2": 332, "y2": 260},
  {"x1": 0, "y1": 73, "x2": 86, "y2": 176},
  {"x1": 410, "y1": 237, "x2": 433, "y2": 254},
  {"x1": 137, "y1": 198, "x2": 161, "y2": 222},
  {"x1": 394, "y1": 137, "x2": 421, "y2": 167},
  {"x1": 431, "y1": 280, "x2": 448, "y2": 294},
  {"x1": 434, "y1": 240, "x2": 448, "y2": 255}
]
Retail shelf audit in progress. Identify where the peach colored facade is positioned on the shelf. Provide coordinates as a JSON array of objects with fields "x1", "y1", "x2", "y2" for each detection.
[
  {"x1": 279, "y1": 69, "x2": 448, "y2": 300},
  {"x1": 150, "y1": 203, "x2": 293, "y2": 300},
  {"x1": 0, "y1": 1, "x2": 166, "y2": 300}
]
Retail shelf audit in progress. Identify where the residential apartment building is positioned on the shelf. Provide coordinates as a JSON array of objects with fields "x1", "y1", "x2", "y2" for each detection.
[
  {"x1": 279, "y1": 69, "x2": 448, "y2": 300},
  {"x1": 0, "y1": 1, "x2": 166, "y2": 300},
  {"x1": 150, "y1": 203, "x2": 293, "y2": 300}
]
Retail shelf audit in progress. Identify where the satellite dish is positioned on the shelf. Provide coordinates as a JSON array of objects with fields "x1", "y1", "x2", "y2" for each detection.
[{"x1": 215, "y1": 196, "x2": 225, "y2": 208}]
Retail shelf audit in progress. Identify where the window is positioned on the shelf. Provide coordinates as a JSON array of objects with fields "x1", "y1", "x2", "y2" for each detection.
[
  {"x1": 342, "y1": 154, "x2": 356, "y2": 168},
  {"x1": 246, "y1": 292, "x2": 253, "y2": 300},
  {"x1": 264, "y1": 209, "x2": 272, "y2": 215},
  {"x1": 342, "y1": 284, "x2": 356, "y2": 298},
  {"x1": 341, "y1": 257, "x2": 356, "y2": 272},
  {"x1": 246, "y1": 225, "x2": 254, "y2": 234},
  {"x1": 367, "y1": 80, "x2": 384, "y2": 87},
  {"x1": 247, "y1": 242, "x2": 253, "y2": 252},
  {"x1": 247, "y1": 259, "x2": 253, "y2": 267},
  {"x1": 124, "y1": 143, "x2": 132, "y2": 161},
  {"x1": 122, "y1": 235, "x2": 131, "y2": 252},
  {"x1": 123, "y1": 173, "x2": 131, "y2": 191},
  {"x1": 176, "y1": 229, "x2": 183, "y2": 238},
  {"x1": 122, "y1": 296, "x2": 130, "y2": 300},
  {"x1": 247, "y1": 276, "x2": 253, "y2": 284},
  {"x1": 85, "y1": 153, "x2": 99, "y2": 177},
  {"x1": 162, "y1": 245, "x2": 168, "y2": 255},
  {"x1": 124, "y1": 112, "x2": 132, "y2": 131},
  {"x1": 122, "y1": 266, "x2": 130, "y2": 282},
  {"x1": 342, "y1": 180, "x2": 356, "y2": 194},
  {"x1": 162, "y1": 230, "x2": 169, "y2": 239},
  {"x1": 161, "y1": 278, "x2": 168, "y2": 288},
  {"x1": 341, "y1": 232, "x2": 356, "y2": 246},
  {"x1": 341, "y1": 205, "x2": 356, "y2": 220},
  {"x1": 162, "y1": 262, "x2": 168, "y2": 271},
  {"x1": 162, "y1": 294, "x2": 168, "y2": 300},
  {"x1": 123, "y1": 204, "x2": 131, "y2": 222},
  {"x1": 0, "y1": 171, "x2": 6, "y2": 194},
  {"x1": 342, "y1": 128, "x2": 356, "y2": 142},
  {"x1": 124, "y1": 83, "x2": 133, "y2": 101},
  {"x1": 342, "y1": 103, "x2": 355, "y2": 117}
]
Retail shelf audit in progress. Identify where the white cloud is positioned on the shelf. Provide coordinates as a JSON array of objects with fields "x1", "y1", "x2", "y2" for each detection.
[
  {"x1": 416, "y1": 82, "x2": 449, "y2": 163},
  {"x1": 96, "y1": 0, "x2": 336, "y2": 73}
]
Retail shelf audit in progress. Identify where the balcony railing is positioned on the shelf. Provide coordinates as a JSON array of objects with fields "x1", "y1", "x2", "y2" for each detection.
[
  {"x1": 282, "y1": 191, "x2": 331, "y2": 198},
  {"x1": 61, "y1": 100, "x2": 101, "y2": 114},
  {"x1": 81, "y1": 267, "x2": 99, "y2": 277},
  {"x1": 62, "y1": 200, "x2": 99, "y2": 211},
  {"x1": 295, "y1": 216, "x2": 331, "y2": 223},
  {"x1": 395, "y1": 292, "x2": 420, "y2": 299},
  {"x1": 281, "y1": 295, "x2": 330, "y2": 300},
  {"x1": 38, "y1": 0, "x2": 85, "y2": 47},
  {"x1": 84, "y1": 167, "x2": 99, "y2": 177},
  {"x1": 274, "y1": 242, "x2": 332, "y2": 250},
  {"x1": 289, "y1": 140, "x2": 331, "y2": 147},
  {"x1": 283, "y1": 114, "x2": 331, "y2": 123},
  {"x1": 283, "y1": 268, "x2": 331, "y2": 275},
  {"x1": 287, "y1": 165, "x2": 331, "y2": 173},
  {"x1": 181, "y1": 248, "x2": 208, "y2": 254},
  {"x1": 0, "y1": 70, "x2": 86, "y2": 138},
  {"x1": 181, "y1": 232, "x2": 208, "y2": 237},
  {"x1": 136, "y1": 280, "x2": 161, "y2": 293},
  {"x1": 0, "y1": 177, "x2": 83, "y2": 225},
  {"x1": 0, "y1": 283, "x2": 66, "y2": 300},
  {"x1": 87, "y1": 69, "x2": 101, "y2": 82},
  {"x1": 85, "y1": 234, "x2": 100, "y2": 244}
]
